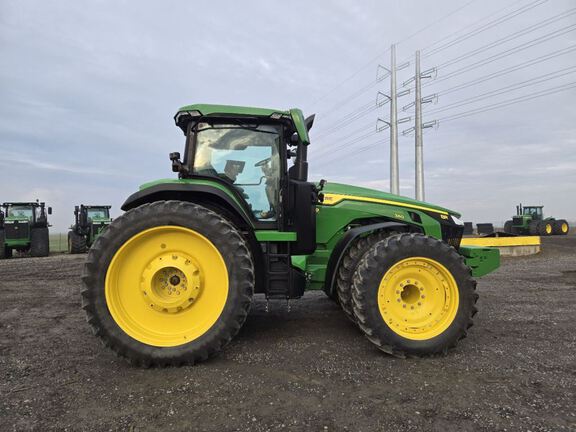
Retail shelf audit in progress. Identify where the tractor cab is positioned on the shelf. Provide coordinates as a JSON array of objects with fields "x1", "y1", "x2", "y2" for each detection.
[
  {"x1": 2, "y1": 202, "x2": 51, "y2": 225},
  {"x1": 86, "y1": 206, "x2": 110, "y2": 221},
  {"x1": 170, "y1": 104, "x2": 319, "y2": 255},
  {"x1": 5, "y1": 203, "x2": 35, "y2": 222},
  {"x1": 521, "y1": 206, "x2": 543, "y2": 220}
]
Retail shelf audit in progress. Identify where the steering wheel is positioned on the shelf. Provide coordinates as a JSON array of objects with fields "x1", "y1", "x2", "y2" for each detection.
[{"x1": 255, "y1": 157, "x2": 271, "y2": 167}]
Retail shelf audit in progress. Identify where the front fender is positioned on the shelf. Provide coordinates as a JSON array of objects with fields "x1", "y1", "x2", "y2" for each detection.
[{"x1": 323, "y1": 221, "x2": 411, "y2": 298}]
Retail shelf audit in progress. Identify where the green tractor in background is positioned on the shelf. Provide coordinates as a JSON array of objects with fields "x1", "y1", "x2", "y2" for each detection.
[
  {"x1": 504, "y1": 204, "x2": 569, "y2": 236},
  {"x1": 68, "y1": 205, "x2": 112, "y2": 254},
  {"x1": 82, "y1": 104, "x2": 500, "y2": 366},
  {"x1": 0, "y1": 201, "x2": 51, "y2": 259}
]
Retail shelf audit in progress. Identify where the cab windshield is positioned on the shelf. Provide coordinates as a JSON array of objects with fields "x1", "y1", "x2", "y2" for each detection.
[
  {"x1": 7, "y1": 206, "x2": 33, "y2": 219},
  {"x1": 192, "y1": 122, "x2": 281, "y2": 221},
  {"x1": 87, "y1": 208, "x2": 108, "y2": 220},
  {"x1": 523, "y1": 207, "x2": 543, "y2": 218}
]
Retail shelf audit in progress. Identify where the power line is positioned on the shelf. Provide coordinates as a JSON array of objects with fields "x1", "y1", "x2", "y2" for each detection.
[
  {"x1": 437, "y1": 81, "x2": 576, "y2": 123},
  {"x1": 395, "y1": 0, "x2": 480, "y2": 49},
  {"x1": 312, "y1": 129, "x2": 378, "y2": 159},
  {"x1": 313, "y1": 81, "x2": 576, "y2": 169},
  {"x1": 422, "y1": 0, "x2": 548, "y2": 58},
  {"x1": 425, "y1": 23, "x2": 576, "y2": 87},
  {"x1": 419, "y1": 0, "x2": 534, "y2": 54},
  {"x1": 436, "y1": 8, "x2": 576, "y2": 69},
  {"x1": 436, "y1": 45, "x2": 576, "y2": 97},
  {"x1": 319, "y1": 3, "x2": 565, "y2": 136},
  {"x1": 314, "y1": 137, "x2": 390, "y2": 169},
  {"x1": 313, "y1": 103, "x2": 377, "y2": 140},
  {"x1": 428, "y1": 66, "x2": 576, "y2": 115},
  {"x1": 313, "y1": 78, "x2": 381, "y2": 120},
  {"x1": 315, "y1": 121, "x2": 373, "y2": 146},
  {"x1": 317, "y1": 102, "x2": 378, "y2": 138},
  {"x1": 307, "y1": 0, "x2": 480, "y2": 109}
]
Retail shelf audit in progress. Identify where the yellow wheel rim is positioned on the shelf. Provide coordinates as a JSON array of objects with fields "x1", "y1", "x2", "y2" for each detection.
[
  {"x1": 545, "y1": 224, "x2": 552, "y2": 234},
  {"x1": 105, "y1": 226, "x2": 229, "y2": 347},
  {"x1": 561, "y1": 223, "x2": 568, "y2": 233},
  {"x1": 378, "y1": 257, "x2": 459, "y2": 340}
]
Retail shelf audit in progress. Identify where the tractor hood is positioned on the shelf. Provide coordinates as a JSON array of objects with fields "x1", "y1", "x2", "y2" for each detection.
[{"x1": 321, "y1": 182, "x2": 460, "y2": 218}]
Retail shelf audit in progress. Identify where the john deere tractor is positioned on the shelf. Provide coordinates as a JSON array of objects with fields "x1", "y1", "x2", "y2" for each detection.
[
  {"x1": 82, "y1": 104, "x2": 500, "y2": 366},
  {"x1": 504, "y1": 204, "x2": 569, "y2": 236},
  {"x1": 68, "y1": 205, "x2": 112, "y2": 254},
  {"x1": 0, "y1": 201, "x2": 51, "y2": 259}
]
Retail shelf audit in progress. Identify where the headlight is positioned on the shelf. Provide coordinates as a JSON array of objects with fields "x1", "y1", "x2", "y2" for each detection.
[{"x1": 450, "y1": 215, "x2": 464, "y2": 226}]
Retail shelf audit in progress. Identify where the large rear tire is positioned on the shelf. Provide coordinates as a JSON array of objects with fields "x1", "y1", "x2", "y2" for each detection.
[
  {"x1": 351, "y1": 233, "x2": 477, "y2": 357},
  {"x1": 503, "y1": 220, "x2": 513, "y2": 234},
  {"x1": 553, "y1": 219, "x2": 569, "y2": 235},
  {"x1": 81, "y1": 200, "x2": 255, "y2": 367},
  {"x1": 68, "y1": 231, "x2": 87, "y2": 254},
  {"x1": 336, "y1": 231, "x2": 390, "y2": 322},
  {"x1": 30, "y1": 227, "x2": 49, "y2": 257}
]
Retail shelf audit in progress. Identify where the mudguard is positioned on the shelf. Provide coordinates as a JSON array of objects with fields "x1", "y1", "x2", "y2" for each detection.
[{"x1": 323, "y1": 221, "x2": 411, "y2": 298}]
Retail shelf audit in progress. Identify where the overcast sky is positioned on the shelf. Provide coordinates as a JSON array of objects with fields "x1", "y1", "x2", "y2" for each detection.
[{"x1": 1, "y1": 0, "x2": 575, "y2": 232}]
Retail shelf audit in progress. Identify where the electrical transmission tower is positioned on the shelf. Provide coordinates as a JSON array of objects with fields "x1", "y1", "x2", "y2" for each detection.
[
  {"x1": 375, "y1": 44, "x2": 410, "y2": 195},
  {"x1": 403, "y1": 50, "x2": 438, "y2": 201}
]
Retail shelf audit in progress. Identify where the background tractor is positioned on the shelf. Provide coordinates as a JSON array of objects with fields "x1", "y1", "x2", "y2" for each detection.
[
  {"x1": 82, "y1": 104, "x2": 500, "y2": 366},
  {"x1": 68, "y1": 205, "x2": 112, "y2": 254},
  {"x1": 0, "y1": 201, "x2": 51, "y2": 259},
  {"x1": 504, "y1": 204, "x2": 569, "y2": 236}
]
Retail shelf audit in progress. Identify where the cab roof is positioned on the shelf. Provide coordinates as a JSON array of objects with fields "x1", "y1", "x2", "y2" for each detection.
[
  {"x1": 3, "y1": 202, "x2": 41, "y2": 207},
  {"x1": 174, "y1": 104, "x2": 311, "y2": 145},
  {"x1": 177, "y1": 104, "x2": 289, "y2": 118}
]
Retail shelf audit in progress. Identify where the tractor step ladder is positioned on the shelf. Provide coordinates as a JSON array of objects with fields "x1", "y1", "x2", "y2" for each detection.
[{"x1": 264, "y1": 243, "x2": 292, "y2": 300}]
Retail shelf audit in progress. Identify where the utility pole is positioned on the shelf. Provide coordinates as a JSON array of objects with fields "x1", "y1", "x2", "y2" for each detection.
[
  {"x1": 389, "y1": 45, "x2": 399, "y2": 196},
  {"x1": 402, "y1": 52, "x2": 437, "y2": 202},
  {"x1": 375, "y1": 46, "x2": 409, "y2": 195},
  {"x1": 414, "y1": 50, "x2": 424, "y2": 202}
]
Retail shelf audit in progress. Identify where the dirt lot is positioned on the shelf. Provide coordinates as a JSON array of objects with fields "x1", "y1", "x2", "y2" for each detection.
[{"x1": 1, "y1": 236, "x2": 575, "y2": 432}]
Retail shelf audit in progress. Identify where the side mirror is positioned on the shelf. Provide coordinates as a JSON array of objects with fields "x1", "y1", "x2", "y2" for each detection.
[
  {"x1": 48, "y1": 207, "x2": 52, "y2": 215},
  {"x1": 290, "y1": 133, "x2": 299, "y2": 145},
  {"x1": 170, "y1": 151, "x2": 184, "y2": 174},
  {"x1": 304, "y1": 114, "x2": 316, "y2": 131}
]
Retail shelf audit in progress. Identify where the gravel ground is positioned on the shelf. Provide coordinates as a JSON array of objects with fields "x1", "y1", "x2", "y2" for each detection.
[{"x1": 0, "y1": 236, "x2": 575, "y2": 432}]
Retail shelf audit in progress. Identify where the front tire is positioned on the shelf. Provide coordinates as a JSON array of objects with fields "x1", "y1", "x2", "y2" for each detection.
[
  {"x1": 336, "y1": 231, "x2": 390, "y2": 322},
  {"x1": 351, "y1": 233, "x2": 478, "y2": 357},
  {"x1": 538, "y1": 221, "x2": 553, "y2": 236},
  {"x1": 68, "y1": 231, "x2": 87, "y2": 254},
  {"x1": 81, "y1": 201, "x2": 255, "y2": 367}
]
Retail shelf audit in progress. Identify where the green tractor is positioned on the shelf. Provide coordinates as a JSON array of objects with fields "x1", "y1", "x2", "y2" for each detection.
[
  {"x1": 82, "y1": 104, "x2": 500, "y2": 366},
  {"x1": 68, "y1": 205, "x2": 113, "y2": 254},
  {"x1": 0, "y1": 201, "x2": 51, "y2": 259},
  {"x1": 504, "y1": 204, "x2": 569, "y2": 236}
]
